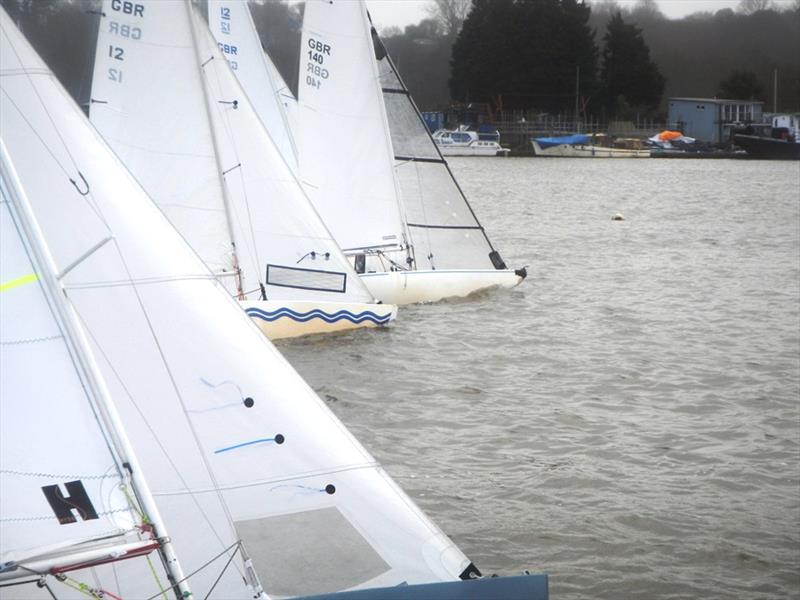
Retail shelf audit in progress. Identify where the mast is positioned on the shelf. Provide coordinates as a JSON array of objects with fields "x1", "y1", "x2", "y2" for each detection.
[
  {"x1": 0, "y1": 140, "x2": 192, "y2": 600},
  {"x1": 575, "y1": 65, "x2": 580, "y2": 133},
  {"x1": 773, "y1": 68, "x2": 778, "y2": 113},
  {"x1": 185, "y1": 0, "x2": 246, "y2": 299}
]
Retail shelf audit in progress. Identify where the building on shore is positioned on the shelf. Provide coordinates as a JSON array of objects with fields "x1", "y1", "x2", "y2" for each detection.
[{"x1": 667, "y1": 97, "x2": 764, "y2": 145}]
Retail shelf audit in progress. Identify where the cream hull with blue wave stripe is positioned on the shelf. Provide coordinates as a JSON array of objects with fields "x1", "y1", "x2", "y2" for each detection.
[
  {"x1": 360, "y1": 270, "x2": 524, "y2": 305},
  {"x1": 241, "y1": 299, "x2": 397, "y2": 340}
]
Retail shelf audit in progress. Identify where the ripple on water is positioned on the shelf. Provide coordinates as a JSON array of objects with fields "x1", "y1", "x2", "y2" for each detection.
[{"x1": 277, "y1": 158, "x2": 800, "y2": 600}]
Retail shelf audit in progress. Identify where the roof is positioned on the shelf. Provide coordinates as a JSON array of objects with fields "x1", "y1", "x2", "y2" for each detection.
[{"x1": 669, "y1": 97, "x2": 765, "y2": 105}]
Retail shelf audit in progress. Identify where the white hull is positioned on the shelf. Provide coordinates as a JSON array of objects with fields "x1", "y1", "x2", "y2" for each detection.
[
  {"x1": 360, "y1": 269, "x2": 524, "y2": 305},
  {"x1": 438, "y1": 146, "x2": 510, "y2": 157},
  {"x1": 240, "y1": 299, "x2": 397, "y2": 340},
  {"x1": 531, "y1": 140, "x2": 650, "y2": 158}
]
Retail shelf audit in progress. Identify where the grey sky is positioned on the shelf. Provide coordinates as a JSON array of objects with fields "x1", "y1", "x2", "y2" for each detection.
[{"x1": 365, "y1": 0, "x2": 794, "y2": 30}]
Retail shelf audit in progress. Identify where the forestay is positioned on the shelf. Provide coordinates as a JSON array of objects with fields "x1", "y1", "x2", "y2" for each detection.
[
  {"x1": 2, "y1": 8, "x2": 473, "y2": 598},
  {"x1": 371, "y1": 25, "x2": 500, "y2": 271},
  {"x1": 207, "y1": 0, "x2": 298, "y2": 169},
  {"x1": 298, "y1": 0, "x2": 408, "y2": 258},
  {"x1": 91, "y1": 0, "x2": 373, "y2": 304}
]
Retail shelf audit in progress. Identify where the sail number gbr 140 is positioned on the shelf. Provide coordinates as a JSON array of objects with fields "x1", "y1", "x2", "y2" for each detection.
[{"x1": 305, "y1": 38, "x2": 331, "y2": 89}]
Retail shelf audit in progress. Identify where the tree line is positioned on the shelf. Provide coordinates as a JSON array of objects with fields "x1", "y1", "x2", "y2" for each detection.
[{"x1": 1, "y1": 0, "x2": 797, "y2": 121}]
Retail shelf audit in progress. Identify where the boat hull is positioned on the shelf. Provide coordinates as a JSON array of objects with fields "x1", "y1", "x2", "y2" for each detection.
[
  {"x1": 240, "y1": 300, "x2": 397, "y2": 340},
  {"x1": 734, "y1": 134, "x2": 800, "y2": 160},
  {"x1": 438, "y1": 146, "x2": 510, "y2": 157},
  {"x1": 298, "y1": 572, "x2": 548, "y2": 600},
  {"x1": 531, "y1": 140, "x2": 650, "y2": 158},
  {"x1": 360, "y1": 269, "x2": 525, "y2": 305}
]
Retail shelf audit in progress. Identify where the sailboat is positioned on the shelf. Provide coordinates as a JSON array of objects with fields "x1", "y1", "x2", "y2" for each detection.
[
  {"x1": 296, "y1": 0, "x2": 527, "y2": 305},
  {"x1": 0, "y1": 9, "x2": 547, "y2": 599},
  {"x1": 88, "y1": 0, "x2": 396, "y2": 340}
]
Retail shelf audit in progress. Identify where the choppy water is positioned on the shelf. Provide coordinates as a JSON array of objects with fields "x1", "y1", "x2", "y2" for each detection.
[{"x1": 278, "y1": 158, "x2": 800, "y2": 599}]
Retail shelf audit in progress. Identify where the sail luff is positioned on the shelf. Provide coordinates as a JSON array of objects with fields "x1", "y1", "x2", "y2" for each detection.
[
  {"x1": 357, "y1": 2, "x2": 411, "y2": 261},
  {"x1": 242, "y1": 1, "x2": 299, "y2": 167},
  {"x1": 0, "y1": 139, "x2": 191, "y2": 600},
  {"x1": 378, "y1": 48, "x2": 499, "y2": 253},
  {"x1": 185, "y1": 0, "x2": 245, "y2": 299}
]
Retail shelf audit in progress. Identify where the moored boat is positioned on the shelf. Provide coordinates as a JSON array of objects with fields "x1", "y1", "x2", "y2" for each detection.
[
  {"x1": 734, "y1": 115, "x2": 800, "y2": 160},
  {"x1": 531, "y1": 134, "x2": 650, "y2": 157},
  {"x1": 432, "y1": 126, "x2": 510, "y2": 156}
]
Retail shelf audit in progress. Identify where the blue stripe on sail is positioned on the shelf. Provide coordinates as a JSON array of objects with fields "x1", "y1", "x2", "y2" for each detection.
[
  {"x1": 214, "y1": 438, "x2": 277, "y2": 454},
  {"x1": 245, "y1": 307, "x2": 392, "y2": 325}
]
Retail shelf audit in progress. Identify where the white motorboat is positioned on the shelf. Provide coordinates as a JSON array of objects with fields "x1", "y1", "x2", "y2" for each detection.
[{"x1": 432, "y1": 126, "x2": 510, "y2": 156}]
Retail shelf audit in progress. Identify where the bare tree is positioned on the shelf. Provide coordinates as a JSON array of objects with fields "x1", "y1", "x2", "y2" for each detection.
[
  {"x1": 737, "y1": 0, "x2": 775, "y2": 14},
  {"x1": 425, "y1": 0, "x2": 471, "y2": 39}
]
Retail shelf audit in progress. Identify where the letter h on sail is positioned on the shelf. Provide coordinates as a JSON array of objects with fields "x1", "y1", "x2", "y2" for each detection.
[{"x1": 41, "y1": 481, "x2": 100, "y2": 524}]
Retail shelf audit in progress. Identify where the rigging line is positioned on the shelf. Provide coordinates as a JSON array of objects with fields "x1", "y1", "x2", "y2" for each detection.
[
  {"x1": 68, "y1": 244, "x2": 234, "y2": 570},
  {"x1": 1, "y1": 27, "x2": 86, "y2": 182},
  {"x1": 143, "y1": 541, "x2": 241, "y2": 600},
  {"x1": 0, "y1": 85, "x2": 110, "y2": 229},
  {"x1": 0, "y1": 88, "x2": 73, "y2": 182},
  {"x1": 382, "y1": 49, "x2": 497, "y2": 251},
  {"x1": 145, "y1": 554, "x2": 170, "y2": 600},
  {"x1": 412, "y1": 159, "x2": 433, "y2": 269},
  {"x1": 56, "y1": 574, "x2": 103, "y2": 599},
  {"x1": 202, "y1": 52, "x2": 263, "y2": 286},
  {"x1": 201, "y1": 543, "x2": 241, "y2": 600}
]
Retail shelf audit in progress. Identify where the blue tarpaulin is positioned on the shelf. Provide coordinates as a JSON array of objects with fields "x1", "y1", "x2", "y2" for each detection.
[{"x1": 534, "y1": 134, "x2": 590, "y2": 149}]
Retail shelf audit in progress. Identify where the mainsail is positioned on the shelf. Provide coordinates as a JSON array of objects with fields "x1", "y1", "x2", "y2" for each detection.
[
  {"x1": 1, "y1": 7, "x2": 474, "y2": 598},
  {"x1": 89, "y1": 0, "x2": 374, "y2": 305},
  {"x1": 371, "y1": 26, "x2": 504, "y2": 271},
  {"x1": 207, "y1": 0, "x2": 298, "y2": 169}
]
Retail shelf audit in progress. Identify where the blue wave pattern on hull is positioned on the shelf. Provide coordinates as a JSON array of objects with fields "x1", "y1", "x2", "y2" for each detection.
[{"x1": 245, "y1": 306, "x2": 392, "y2": 325}]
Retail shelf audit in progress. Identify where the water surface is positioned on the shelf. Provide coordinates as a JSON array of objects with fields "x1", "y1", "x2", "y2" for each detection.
[{"x1": 279, "y1": 157, "x2": 800, "y2": 599}]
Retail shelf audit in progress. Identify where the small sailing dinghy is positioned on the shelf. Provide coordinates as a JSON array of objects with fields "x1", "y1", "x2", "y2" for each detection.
[
  {"x1": 297, "y1": 0, "x2": 527, "y2": 305},
  {"x1": 88, "y1": 0, "x2": 396, "y2": 340},
  {"x1": 0, "y1": 9, "x2": 547, "y2": 599}
]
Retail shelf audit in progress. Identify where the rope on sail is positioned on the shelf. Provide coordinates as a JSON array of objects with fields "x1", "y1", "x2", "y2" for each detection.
[
  {"x1": 143, "y1": 541, "x2": 241, "y2": 600},
  {"x1": 144, "y1": 554, "x2": 170, "y2": 600}
]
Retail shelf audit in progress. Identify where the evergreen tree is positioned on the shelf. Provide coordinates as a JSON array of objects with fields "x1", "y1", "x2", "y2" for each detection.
[
  {"x1": 717, "y1": 68, "x2": 765, "y2": 99},
  {"x1": 450, "y1": 0, "x2": 598, "y2": 113},
  {"x1": 600, "y1": 12, "x2": 664, "y2": 116}
]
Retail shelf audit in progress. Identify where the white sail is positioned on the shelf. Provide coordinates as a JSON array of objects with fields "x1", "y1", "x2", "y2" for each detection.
[
  {"x1": 89, "y1": 0, "x2": 235, "y2": 292},
  {"x1": 0, "y1": 166, "x2": 139, "y2": 577},
  {"x1": 373, "y1": 30, "x2": 500, "y2": 270},
  {"x1": 90, "y1": 0, "x2": 374, "y2": 305},
  {"x1": 2, "y1": 8, "x2": 472, "y2": 599},
  {"x1": 298, "y1": 0, "x2": 408, "y2": 258},
  {"x1": 264, "y1": 47, "x2": 299, "y2": 144},
  {"x1": 207, "y1": 0, "x2": 298, "y2": 169}
]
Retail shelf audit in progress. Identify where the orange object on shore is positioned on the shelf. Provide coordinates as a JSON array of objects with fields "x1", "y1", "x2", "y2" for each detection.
[{"x1": 658, "y1": 130, "x2": 683, "y2": 141}]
